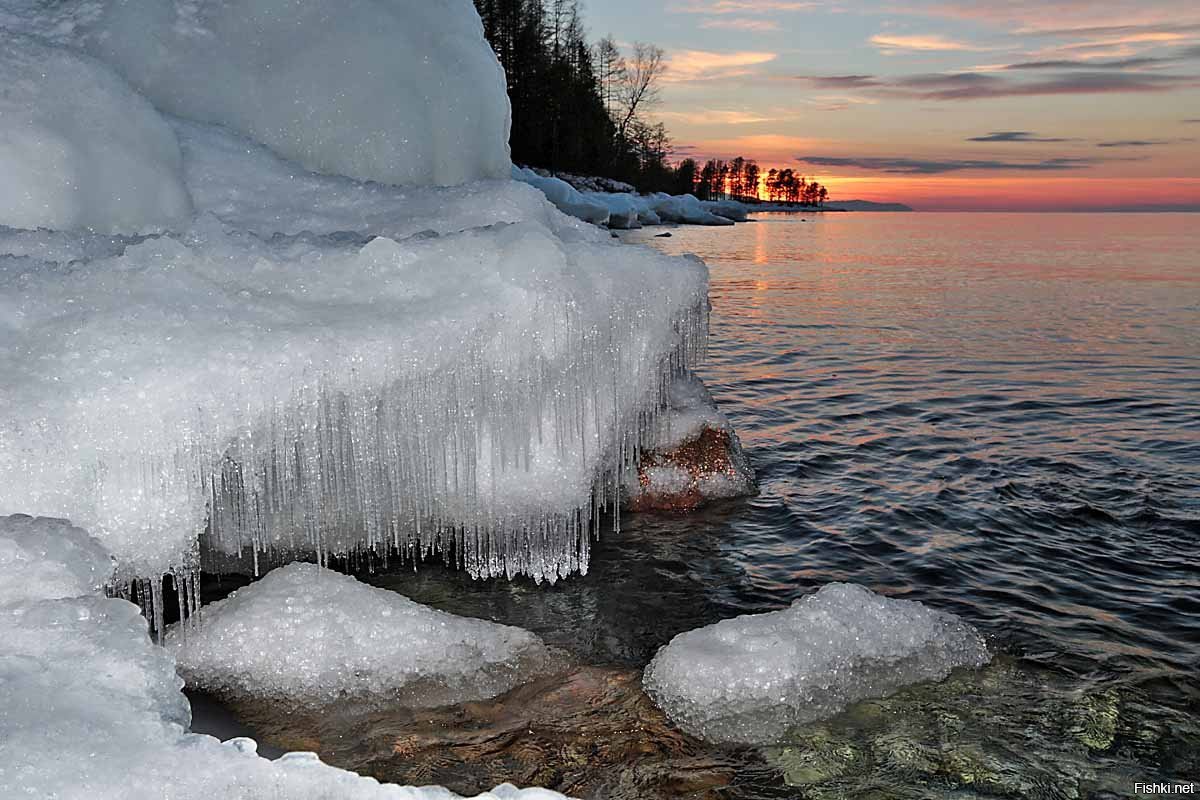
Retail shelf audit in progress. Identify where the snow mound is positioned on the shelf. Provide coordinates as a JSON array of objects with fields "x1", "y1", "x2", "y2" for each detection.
[
  {"x1": 643, "y1": 583, "x2": 990, "y2": 744},
  {"x1": 0, "y1": 515, "x2": 112, "y2": 605},
  {"x1": 167, "y1": 562, "x2": 557, "y2": 706},
  {"x1": 0, "y1": 516, "x2": 577, "y2": 799},
  {"x1": 53, "y1": 0, "x2": 512, "y2": 187},
  {"x1": 0, "y1": 30, "x2": 191, "y2": 233}
]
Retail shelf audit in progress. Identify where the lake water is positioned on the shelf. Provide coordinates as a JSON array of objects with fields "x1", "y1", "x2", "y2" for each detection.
[{"x1": 207, "y1": 212, "x2": 1200, "y2": 798}]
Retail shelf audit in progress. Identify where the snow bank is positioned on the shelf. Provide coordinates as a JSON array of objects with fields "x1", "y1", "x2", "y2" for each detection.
[
  {"x1": 1, "y1": 118, "x2": 708, "y2": 588},
  {"x1": 0, "y1": 31, "x2": 191, "y2": 233},
  {"x1": 643, "y1": 584, "x2": 990, "y2": 744},
  {"x1": 0, "y1": 516, "x2": 575, "y2": 800},
  {"x1": 700, "y1": 199, "x2": 749, "y2": 223},
  {"x1": 167, "y1": 562, "x2": 557, "y2": 706},
  {"x1": 27, "y1": 0, "x2": 509, "y2": 187}
]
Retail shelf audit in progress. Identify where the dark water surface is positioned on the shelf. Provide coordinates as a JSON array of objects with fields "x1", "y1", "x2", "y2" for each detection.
[{"x1": 211, "y1": 213, "x2": 1200, "y2": 798}]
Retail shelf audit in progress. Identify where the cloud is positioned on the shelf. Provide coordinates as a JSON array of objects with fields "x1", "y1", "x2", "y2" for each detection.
[
  {"x1": 996, "y1": 56, "x2": 1175, "y2": 70},
  {"x1": 670, "y1": 0, "x2": 820, "y2": 13},
  {"x1": 1185, "y1": 118, "x2": 1200, "y2": 123},
  {"x1": 699, "y1": 17, "x2": 780, "y2": 32},
  {"x1": 795, "y1": 155, "x2": 1101, "y2": 174},
  {"x1": 869, "y1": 33, "x2": 982, "y2": 52},
  {"x1": 968, "y1": 131, "x2": 1073, "y2": 142},
  {"x1": 796, "y1": 70, "x2": 1197, "y2": 100},
  {"x1": 658, "y1": 109, "x2": 777, "y2": 125},
  {"x1": 664, "y1": 50, "x2": 778, "y2": 82},
  {"x1": 1096, "y1": 139, "x2": 1171, "y2": 147},
  {"x1": 797, "y1": 74, "x2": 882, "y2": 89}
]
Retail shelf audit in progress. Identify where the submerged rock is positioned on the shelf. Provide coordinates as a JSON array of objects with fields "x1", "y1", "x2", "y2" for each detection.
[
  {"x1": 624, "y1": 373, "x2": 756, "y2": 513},
  {"x1": 219, "y1": 665, "x2": 747, "y2": 800},
  {"x1": 761, "y1": 655, "x2": 1200, "y2": 799}
]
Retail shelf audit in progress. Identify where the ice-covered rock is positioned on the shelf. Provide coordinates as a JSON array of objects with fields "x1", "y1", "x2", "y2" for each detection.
[
  {"x1": 512, "y1": 166, "x2": 611, "y2": 225},
  {"x1": 0, "y1": 514, "x2": 577, "y2": 800},
  {"x1": 643, "y1": 583, "x2": 991, "y2": 744},
  {"x1": 167, "y1": 562, "x2": 557, "y2": 706},
  {"x1": 623, "y1": 373, "x2": 755, "y2": 512},
  {"x1": 700, "y1": 199, "x2": 750, "y2": 223},
  {"x1": 18, "y1": 0, "x2": 510, "y2": 187},
  {"x1": 0, "y1": 30, "x2": 192, "y2": 233},
  {"x1": 650, "y1": 194, "x2": 735, "y2": 227},
  {"x1": 0, "y1": 514, "x2": 112, "y2": 605}
]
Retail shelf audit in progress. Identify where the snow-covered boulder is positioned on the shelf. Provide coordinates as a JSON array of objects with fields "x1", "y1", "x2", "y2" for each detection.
[
  {"x1": 167, "y1": 562, "x2": 558, "y2": 707},
  {"x1": 643, "y1": 584, "x2": 990, "y2": 744},
  {"x1": 8, "y1": 0, "x2": 511, "y2": 187},
  {"x1": 512, "y1": 166, "x2": 611, "y2": 225},
  {"x1": 0, "y1": 31, "x2": 192, "y2": 233},
  {"x1": 650, "y1": 193, "x2": 734, "y2": 226},
  {"x1": 700, "y1": 199, "x2": 749, "y2": 223},
  {"x1": 623, "y1": 373, "x2": 755, "y2": 512}
]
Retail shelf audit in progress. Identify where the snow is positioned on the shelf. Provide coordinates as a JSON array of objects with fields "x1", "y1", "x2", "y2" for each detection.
[
  {"x1": 0, "y1": 30, "x2": 192, "y2": 233},
  {"x1": 0, "y1": 514, "x2": 576, "y2": 800},
  {"x1": 642, "y1": 583, "x2": 990, "y2": 745},
  {"x1": 24, "y1": 0, "x2": 510, "y2": 187},
  {"x1": 167, "y1": 562, "x2": 558, "y2": 707}
]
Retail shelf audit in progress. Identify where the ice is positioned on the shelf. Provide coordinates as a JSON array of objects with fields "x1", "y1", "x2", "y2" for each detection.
[
  {"x1": 0, "y1": 30, "x2": 192, "y2": 233},
  {"x1": 0, "y1": 514, "x2": 112, "y2": 605},
  {"x1": 167, "y1": 562, "x2": 557, "y2": 706},
  {"x1": 0, "y1": 515, "x2": 577, "y2": 799},
  {"x1": 512, "y1": 166, "x2": 612, "y2": 226},
  {"x1": 0, "y1": 210, "x2": 707, "y2": 586},
  {"x1": 649, "y1": 194, "x2": 735, "y2": 227},
  {"x1": 511, "y1": 168, "x2": 746, "y2": 229},
  {"x1": 176, "y1": 119, "x2": 573, "y2": 241},
  {"x1": 643, "y1": 583, "x2": 991, "y2": 744},
  {"x1": 5, "y1": 0, "x2": 507, "y2": 187}
]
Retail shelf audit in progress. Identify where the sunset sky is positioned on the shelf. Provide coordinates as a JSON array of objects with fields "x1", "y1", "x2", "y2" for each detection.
[{"x1": 585, "y1": 0, "x2": 1200, "y2": 210}]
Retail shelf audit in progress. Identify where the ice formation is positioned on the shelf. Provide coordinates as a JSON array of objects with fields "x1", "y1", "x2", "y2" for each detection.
[
  {"x1": 643, "y1": 584, "x2": 991, "y2": 745},
  {"x1": 0, "y1": 515, "x2": 575, "y2": 800},
  {"x1": 4, "y1": 0, "x2": 511, "y2": 187},
  {"x1": 0, "y1": 10, "x2": 708, "y2": 605},
  {"x1": 0, "y1": 30, "x2": 192, "y2": 232},
  {"x1": 167, "y1": 562, "x2": 558, "y2": 706}
]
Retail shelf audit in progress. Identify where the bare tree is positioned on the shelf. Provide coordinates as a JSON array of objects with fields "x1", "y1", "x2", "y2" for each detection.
[
  {"x1": 614, "y1": 42, "x2": 665, "y2": 143},
  {"x1": 594, "y1": 36, "x2": 625, "y2": 118}
]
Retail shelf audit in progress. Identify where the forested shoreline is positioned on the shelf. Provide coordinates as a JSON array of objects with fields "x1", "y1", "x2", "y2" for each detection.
[{"x1": 472, "y1": 0, "x2": 830, "y2": 206}]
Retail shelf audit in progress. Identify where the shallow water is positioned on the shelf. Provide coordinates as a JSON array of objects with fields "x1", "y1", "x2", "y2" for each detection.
[{"x1": 205, "y1": 212, "x2": 1200, "y2": 798}]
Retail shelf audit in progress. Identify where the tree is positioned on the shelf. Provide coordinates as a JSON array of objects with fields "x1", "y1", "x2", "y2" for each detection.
[{"x1": 614, "y1": 42, "x2": 665, "y2": 146}]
